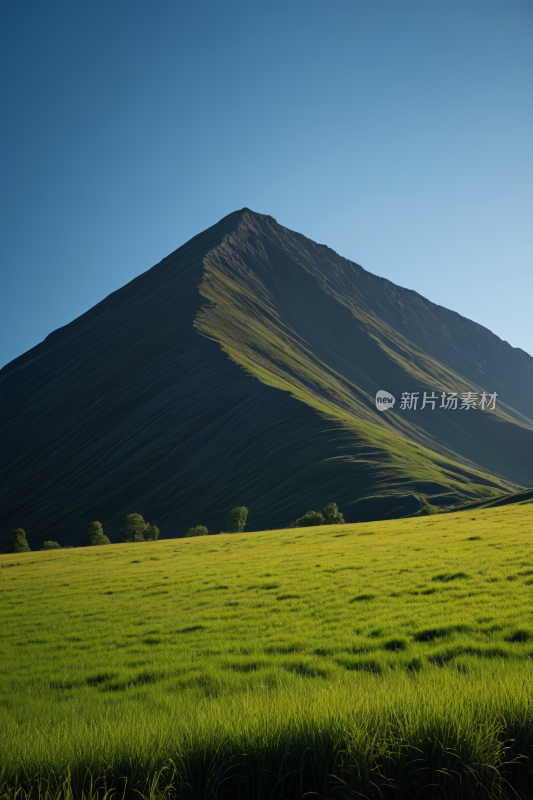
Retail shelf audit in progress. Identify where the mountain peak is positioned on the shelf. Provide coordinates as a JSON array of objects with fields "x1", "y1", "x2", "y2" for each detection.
[{"x1": 1, "y1": 211, "x2": 532, "y2": 548}]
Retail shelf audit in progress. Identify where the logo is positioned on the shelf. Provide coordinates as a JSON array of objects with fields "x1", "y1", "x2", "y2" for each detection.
[
  {"x1": 375, "y1": 390, "x2": 396, "y2": 411},
  {"x1": 374, "y1": 389, "x2": 498, "y2": 413}
]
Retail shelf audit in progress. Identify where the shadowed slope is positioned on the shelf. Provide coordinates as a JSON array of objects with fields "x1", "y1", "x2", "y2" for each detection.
[{"x1": 1, "y1": 209, "x2": 532, "y2": 547}]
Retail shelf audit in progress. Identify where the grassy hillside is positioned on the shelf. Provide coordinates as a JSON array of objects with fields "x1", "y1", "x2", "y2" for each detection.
[
  {"x1": 2, "y1": 208, "x2": 533, "y2": 548},
  {"x1": 1, "y1": 505, "x2": 532, "y2": 798},
  {"x1": 450, "y1": 487, "x2": 533, "y2": 512}
]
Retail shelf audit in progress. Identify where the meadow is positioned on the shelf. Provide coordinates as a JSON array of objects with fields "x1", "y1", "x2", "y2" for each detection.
[{"x1": 1, "y1": 504, "x2": 532, "y2": 799}]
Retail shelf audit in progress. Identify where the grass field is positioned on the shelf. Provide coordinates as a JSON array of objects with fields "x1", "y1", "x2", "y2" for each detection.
[{"x1": 1, "y1": 504, "x2": 532, "y2": 799}]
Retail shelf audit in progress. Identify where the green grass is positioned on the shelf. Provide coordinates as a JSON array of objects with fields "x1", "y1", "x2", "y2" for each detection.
[
  {"x1": 450, "y1": 487, "x2": 533, "y2": 512},
  {"x1": 1, "y1": 504, "x2": 532, "y2": 798}
]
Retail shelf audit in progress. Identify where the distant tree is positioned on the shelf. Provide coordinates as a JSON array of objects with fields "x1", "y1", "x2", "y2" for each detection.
[
  {"x1": 122, "y1": 513, "x2": 148, "y2": 543},
  {"x1": 227, "y1": 506, "x2": 248, "y2": 533},
  {"x1": 322, "y1": 502, "x2": 345, "y2": 525},
  {"x1": 185, "y1": 525, "x2": 209, "y2": 537},
  {"x1": 88, "y1": 521, "x2": 111, "y2": 546},
  {"x1": 4, "y1": 528, "x2": 30, "y2": 553},
  {"x1": 293, "y1": 510, "x2": 324, "y2": 527},
  {"x1": 42, "y1": 541, "x2": 61, "y2": 550},
  {"x1": 289, "y1": 502, "x2": 345, "y2": 528},
  {"x1": 144, "y1": 524, "x2": 160, "y2": 541}
]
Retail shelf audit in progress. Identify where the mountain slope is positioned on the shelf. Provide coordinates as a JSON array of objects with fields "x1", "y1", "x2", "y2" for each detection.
[{"x1": 1, "y1": 209, "x2": 532, "y2": 547}]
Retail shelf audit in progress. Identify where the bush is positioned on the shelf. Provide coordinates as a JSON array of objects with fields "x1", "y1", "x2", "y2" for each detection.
[
  {"x1": 4, "y1": 528, "x2": 30, "y2": 553},
  {"x1": 185, "y1": 525, "x2": 208, "y2": 537},
  {"x1": 227, "y1": 506, "x2": 248, "y2": 533},
  {"x1": 88, "y1": 521, "x2": 111, "y2": 546},
  {"x1": 290, "y1": 502, "x2": 345, "y2": 529},
  {"x1": 420, "y1": 504, "x2": 440, "y2": 516},
  {"x1": 293, "y1": 510, "x2": 324, "y2": 527},
  {"x1": 42, "y1": 541, "x2": 61, "y2": 550}
]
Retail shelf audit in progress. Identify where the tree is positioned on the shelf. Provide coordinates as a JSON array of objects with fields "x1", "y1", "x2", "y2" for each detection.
[
  {"x1": 144, "y1": 524, "x2": 160, "y2": 541},
  {"x1": 322, "y1": 502, "x2": 345, "y2": 525},
  {"x1": 227, "y1": 506, "x2": 248, "y2": 533},
  {"x1": 42, "y1": 541, "x2": 61, "y2": 550},
  {"x1": 185, "y1": 525, "x2": 208, "y2": 537},
  {"x1": 122, "y1": 513, "x2": 148, "y2": 542},
  {"x1": 289, "y1": 502, "x2": 345, "y2": 528},
  {"x1": 4, "y1": 528, "x2": 30, "y2": 553},
  {"x1": 293, "y1": 510, "x2": 324, "y2": 527},
  {"x1": 88, "y1": 521, "x2": 111, "y2": 546},
  {"x1": 121, "y1": 514, "x2": 159, "y2": 542}
]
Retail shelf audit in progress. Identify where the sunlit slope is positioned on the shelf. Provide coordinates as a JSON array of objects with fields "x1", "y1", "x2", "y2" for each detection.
[
  {"x1": 1, "y1": 503, "x2": 532, "y2": 695},
  {"x1": 1, "y1": 208, "x2": 532, "y2": 549}
]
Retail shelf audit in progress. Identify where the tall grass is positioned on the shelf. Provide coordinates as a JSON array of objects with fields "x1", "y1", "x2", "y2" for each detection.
[
  {"x1": 2, "y1": 670, "x2": 532, "y2": 798},
  {"x1": 1, "y1": 504, "x2": 532, "y2": 797}
]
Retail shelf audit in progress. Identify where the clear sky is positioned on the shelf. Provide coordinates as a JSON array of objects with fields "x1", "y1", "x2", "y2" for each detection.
[{"x1": 1, "y1": 0, "x2": 532, "y2": 368}]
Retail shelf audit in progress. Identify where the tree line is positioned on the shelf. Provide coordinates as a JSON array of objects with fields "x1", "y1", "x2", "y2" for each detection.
[{"x1": 2, "y1": 502, "x2": 346, "y2": 552}]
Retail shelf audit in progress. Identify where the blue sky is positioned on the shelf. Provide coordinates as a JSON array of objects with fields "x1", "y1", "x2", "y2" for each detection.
[{"x1": 1, "y1": 0, "x2": 532, "y2": 368}]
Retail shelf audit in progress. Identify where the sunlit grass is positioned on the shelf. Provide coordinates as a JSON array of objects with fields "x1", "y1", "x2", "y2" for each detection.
[{"x1": 1, "y1": 503, "x2": 532, "y2": 797}]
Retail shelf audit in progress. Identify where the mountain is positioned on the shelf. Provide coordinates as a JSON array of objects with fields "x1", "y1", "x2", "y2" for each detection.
[{"x1": 1, "y1": 209, "x2": 532, "y2": 548}]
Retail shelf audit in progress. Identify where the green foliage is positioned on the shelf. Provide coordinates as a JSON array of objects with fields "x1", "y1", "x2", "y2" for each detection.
[
  {"x1": 291, "y1": 502, "x2": 344, "y2": 528},
  {"x1": 293, "y1": 510, "x2": 324, "y2": 527},
  {"x1": 419, "y1": 504, "x2": 440, "y2": 516},
  {"x1": 4, "y1": 528, "x2": 30, "y2": 553},
  {"x1": 122, "y1": 514, "x2": 147, "y2": 543},
  {"x1": 322, "y1": 502, "x2": 345, "y2": 524},
  {"x1": 227, "y1": 506, "x2": 248, "y2": 533},
  {"x1": 144, "y1": 524, "x2": 160, "y2": 541},
  {"x1": 42, "y1": 541, "x2": 61, "y2": 550},
  {"x1": 88, "y1": 521, "x2": 111, "y2": 546},
  {"x1": 121, "y1": 514, "x2": 159, "y2": 543},
  {"x1": 185, "y1": 525, "x2": 208, "y2": 537}
]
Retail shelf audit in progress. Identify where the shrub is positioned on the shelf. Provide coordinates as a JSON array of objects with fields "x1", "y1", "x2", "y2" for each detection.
[
  {"x1": 419, "y1": 504, "x2": 440, "y2": 516},
  {"x1": 4, "y1": 528, "x2": 30, "y2": 553},
  {"x1": 292, "y1": 510, "x2": 324, "y2": 528},
  {"x1": 290, "y1": 502, "x2": 345, "y2": 528},
  {"x1": 88, "y1": 521, "x2": 110, "y2": 546},
  {"x1": 185, "y1": 525, "x2": 208, "y2": 537},
  {"x1": 227, "y1": 506, "x2": 248, "y2": 533},
  {"x1": 322, "y1": 502, "x2": 345, "y2": 525},
  {"x1": 42, "y1": 541, "x2": 61, "y2": 550}
]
